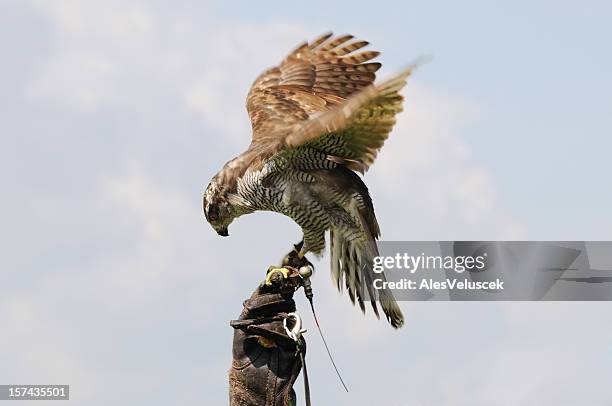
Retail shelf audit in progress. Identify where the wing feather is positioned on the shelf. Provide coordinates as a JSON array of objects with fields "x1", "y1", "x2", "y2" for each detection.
[
  {"x1": 246, "y1": 33, "x2": 382, "y2": 143},
  {"x1": 286, "y1": 62, "x2": 422, "y2": 171},
  {"x1": 332, "y1": 40, "x2": 369, "y2": 56},
  {"x1": 246, "y1": 33, "x2": 422, "y2": 174}
]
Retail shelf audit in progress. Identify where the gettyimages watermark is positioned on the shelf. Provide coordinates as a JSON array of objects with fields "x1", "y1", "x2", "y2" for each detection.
[{"x1": 366, "y1": 242, "x2": 612, "y2": 301}]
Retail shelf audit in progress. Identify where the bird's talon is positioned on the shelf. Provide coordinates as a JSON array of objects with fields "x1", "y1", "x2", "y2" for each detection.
[{"x1": 265, "y1": 266, "x2": 291, "y2": 285}]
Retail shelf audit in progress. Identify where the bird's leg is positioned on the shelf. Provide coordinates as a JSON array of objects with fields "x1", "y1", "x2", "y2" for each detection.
[
  {"x1": 275, "y1": 239, "x2": 316, "y2": 302},
  {"x1": 291, "y1": 239, "x2": 309, "y2": 259},
  {"x1": 281, "y1": 240, "x2": 309, "y2": 265},
  {"x1": 294, "y1": 239, "x2": 304, "y2": 253},
  {"x1": 294, "y1": 239, "x2": 308, "y2": 259}
]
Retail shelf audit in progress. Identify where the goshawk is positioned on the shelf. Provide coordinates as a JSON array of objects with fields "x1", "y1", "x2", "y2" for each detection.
[{"x1": 204, "y1": 32, "x2": 418, "y2": 328}]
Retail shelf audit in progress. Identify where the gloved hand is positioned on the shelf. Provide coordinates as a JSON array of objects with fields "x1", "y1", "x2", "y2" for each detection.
[{"x1": 229, "y1": 267, "x2": 305, "y2": 406}]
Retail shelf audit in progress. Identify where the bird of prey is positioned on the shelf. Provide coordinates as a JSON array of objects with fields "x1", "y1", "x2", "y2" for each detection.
[{"x1": 204, "y1": 32, "x2": 417, "y2": 328}]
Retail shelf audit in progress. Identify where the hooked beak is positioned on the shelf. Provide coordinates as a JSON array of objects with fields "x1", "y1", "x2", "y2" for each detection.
[{"x1": 217, "y1": 227, "x2": 229, "y2": 237}]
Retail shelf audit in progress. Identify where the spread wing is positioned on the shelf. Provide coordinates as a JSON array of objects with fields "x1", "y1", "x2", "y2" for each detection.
[
  {"x1": 287, "y1": 68, "x2": 415, "y2": 172},
  {"x1": 246, "y1": 33, "x2": 380, "y2": 142},
  {"x1": 245, "y1": 32, "x2": 417, "y2": 171}
]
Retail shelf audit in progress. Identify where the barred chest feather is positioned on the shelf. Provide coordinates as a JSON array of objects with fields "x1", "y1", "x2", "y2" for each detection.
[{"x1": 234, "y1": 148, "x2": 340, "y2": 237}]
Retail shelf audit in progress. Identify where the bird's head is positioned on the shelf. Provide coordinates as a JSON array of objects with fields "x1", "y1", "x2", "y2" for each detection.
[{"x1": 203, "y1": 179, "x2": 234, "y2": 237}]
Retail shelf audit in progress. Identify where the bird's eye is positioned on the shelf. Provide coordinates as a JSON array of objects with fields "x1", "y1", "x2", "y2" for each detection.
[{"x1": 207, "y1": 204, "x2": 219, "y2": 222}]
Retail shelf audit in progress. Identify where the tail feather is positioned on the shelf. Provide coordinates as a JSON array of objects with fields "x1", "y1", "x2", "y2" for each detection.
[
  {"x1": 329, "y1": 219, "x2": 403, "y2": 328},
  {"x1": 325, "y1": 166, "x2": 404, "y2": 328},
  {"x1": 380, "y1": 288, "x2": 404, "y2": 328}
]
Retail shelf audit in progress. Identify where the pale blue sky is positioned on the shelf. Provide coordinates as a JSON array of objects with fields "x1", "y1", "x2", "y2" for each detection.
[{"x1": 1, "y1": 1, "x2": 611, "y2": 405}]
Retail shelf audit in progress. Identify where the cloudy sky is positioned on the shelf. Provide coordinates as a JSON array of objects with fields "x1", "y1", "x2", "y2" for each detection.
[{"x1": 1, "y1": 0, "x2": 611, "y2": 404}]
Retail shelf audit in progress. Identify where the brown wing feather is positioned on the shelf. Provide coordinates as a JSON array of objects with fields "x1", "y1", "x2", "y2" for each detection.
[
  {"x1": 245, "y1": 34, "x2": 422, "y2": 174},
  {"x1": 286, "y1": 62, "x2": 422, "y2": 171},
  {"x1": 246, "y1": 32, "x2": 381, "y2": 143}
]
